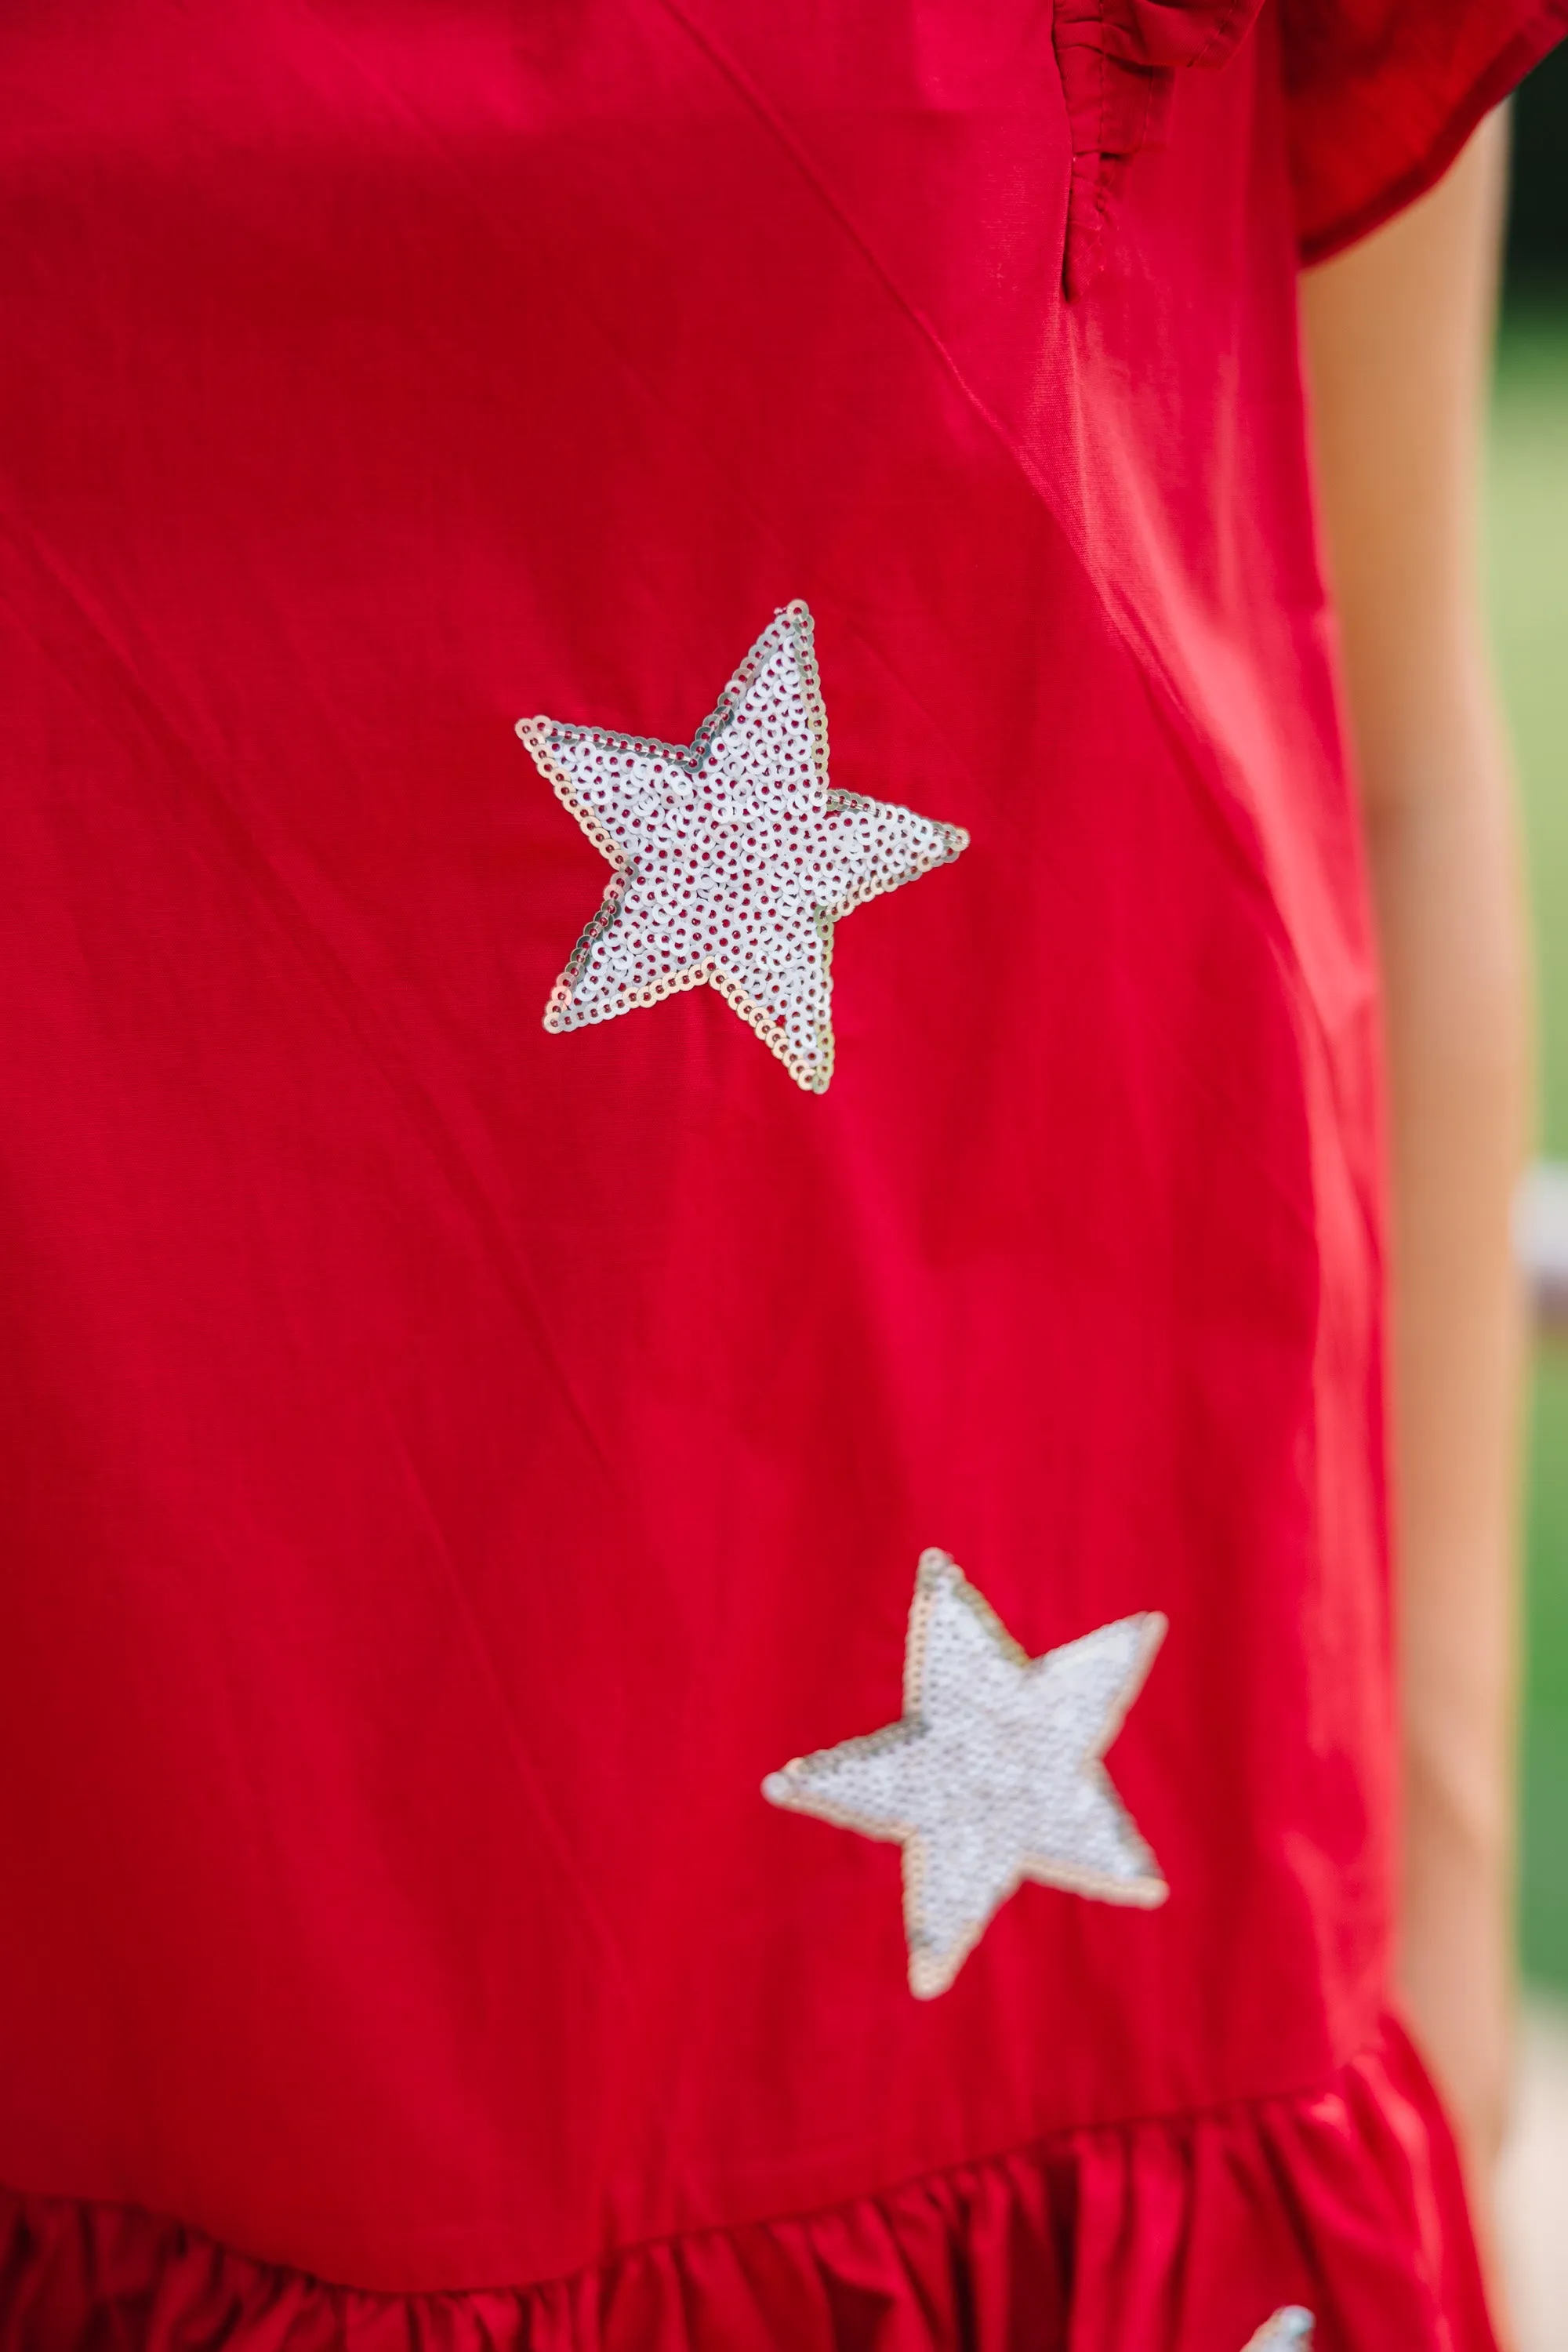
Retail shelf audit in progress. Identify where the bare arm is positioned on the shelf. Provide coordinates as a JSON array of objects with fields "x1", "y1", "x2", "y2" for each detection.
[{"x1": 1300, "y1": 114, "x2": 1530, "y2": 2212}]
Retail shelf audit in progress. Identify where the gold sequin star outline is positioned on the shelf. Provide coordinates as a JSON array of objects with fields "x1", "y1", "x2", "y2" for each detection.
[
  {"x1": 764, "y1": 1548, "x2": 1168, "y2": 1996},
  {"x1": 517, "y1": 603, "x2": 968, "y2": 1092}
]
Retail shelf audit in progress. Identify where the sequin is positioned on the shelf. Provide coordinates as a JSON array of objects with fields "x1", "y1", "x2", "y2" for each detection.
[
  {"x1": 764, "y1": 1548, "x2": 1167, "y2": 1996},
  {"x1": 517, "y1": 602, "x2": 968, "y2": 1092},
  {"x1": 1244, "y1": 2314, "x2": 1315, "y2": 2349}
]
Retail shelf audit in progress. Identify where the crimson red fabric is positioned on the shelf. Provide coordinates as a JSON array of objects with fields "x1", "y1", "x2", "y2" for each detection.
[
  {"x1": 1283, "y1": 0, "x2": 1568, "y2": 262},
  {"x1": 1051, "y1": 0, "x2": 1568, "y2": 296},
  {"x1": 0, "y1": 2023, "x2": 1494, "y2": 2350},
  {"x1": 0, "y1": 1, "x2": 1556, "y2": 2345},
  {"x1": 1054, "y1": 0, "x2": 1268, "y2": 292}
]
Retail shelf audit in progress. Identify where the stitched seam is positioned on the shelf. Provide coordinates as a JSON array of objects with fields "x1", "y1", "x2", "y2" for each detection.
[
  {"x1": 1192, "y1": 0, "x2": 1258, "y2": 71},
  {"x1": 644, "y1": 0, "x2": 1327, "y2": 1050}
]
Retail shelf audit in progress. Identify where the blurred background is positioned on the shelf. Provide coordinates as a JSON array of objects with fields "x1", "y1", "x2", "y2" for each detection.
[
  {"x1": 1490, "y1": 51, "x2": 1568, "y2": 2350},
  {"x1": 1504, "y1": 39, "x2": 1568, "y2": 2000}
]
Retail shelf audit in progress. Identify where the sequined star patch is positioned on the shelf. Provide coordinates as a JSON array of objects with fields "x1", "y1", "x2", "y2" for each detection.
[
  {"x1": 764, "y1": 1549, "x2": 1167, "y2": 1996},
  {"x1": 517, "y1": 603, "x2": 968, "y2": 1092},
  {"x1": 1244, "y1": 2314, "x2": 1314, "y2": 2350}
]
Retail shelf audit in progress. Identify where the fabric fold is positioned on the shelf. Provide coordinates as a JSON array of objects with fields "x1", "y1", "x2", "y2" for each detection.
[
  {"x1": 0, "y1": 2018, "x2": 1494, "y2": 2350},
  {"x1": 1051, "y1": 0, "x2": 1266, "y2": 295}
]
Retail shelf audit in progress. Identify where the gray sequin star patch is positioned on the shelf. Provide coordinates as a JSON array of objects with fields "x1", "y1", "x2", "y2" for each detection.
[
  {"x1": 764, "y1": 1549, "x2": 1167, "y2": 1996},
  {"x1": 517, "y1": 603, "x2": 968, "y2": 1092}
]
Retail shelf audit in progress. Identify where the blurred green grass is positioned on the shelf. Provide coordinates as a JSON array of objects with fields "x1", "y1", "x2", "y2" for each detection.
[{"x1": 1489, "y1": 308, "x2": 1568, "y2": 1985}]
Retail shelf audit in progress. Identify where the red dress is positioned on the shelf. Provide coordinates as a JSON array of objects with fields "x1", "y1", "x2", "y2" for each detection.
[{"x1": 0, "y1": 4, "x2": 1562, "y2": 2346}]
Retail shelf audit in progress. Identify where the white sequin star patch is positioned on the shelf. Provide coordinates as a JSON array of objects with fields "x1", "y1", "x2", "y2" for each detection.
[
  {"x1": 1244, "y1": 2314, "x2": 1314, "y2": 2350},
  {"x1": 764, "y1": 1549, "x2": 1167, "y2": 1996},
  {"x1": 517, "y1": 603, "x2": 968, "y2": 1092}
]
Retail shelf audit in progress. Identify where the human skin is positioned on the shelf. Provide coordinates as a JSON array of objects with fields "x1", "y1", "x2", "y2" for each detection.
[{"x1": 1300, "y1": 111, "x2": 1529, "y2": 2338}]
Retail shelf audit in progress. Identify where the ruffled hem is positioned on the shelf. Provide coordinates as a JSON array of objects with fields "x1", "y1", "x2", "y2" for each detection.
[{"x1": 0, "y1": 2017, "x2": 1495, "y2": 2350}]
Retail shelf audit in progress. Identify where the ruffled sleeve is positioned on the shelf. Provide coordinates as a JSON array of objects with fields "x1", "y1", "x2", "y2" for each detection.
[{"x1": 1283, "y1": 0, "x2": 1568, "y2": 263}]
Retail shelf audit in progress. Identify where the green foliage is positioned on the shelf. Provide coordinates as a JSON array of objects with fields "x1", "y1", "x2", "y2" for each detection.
[
  {"x1": 1490, "y1": 309, "x2": 1568, "y2": 1984},
  {"x1": 1522, "y1": 1358, "x2": 1568, "y2": 1983}
]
